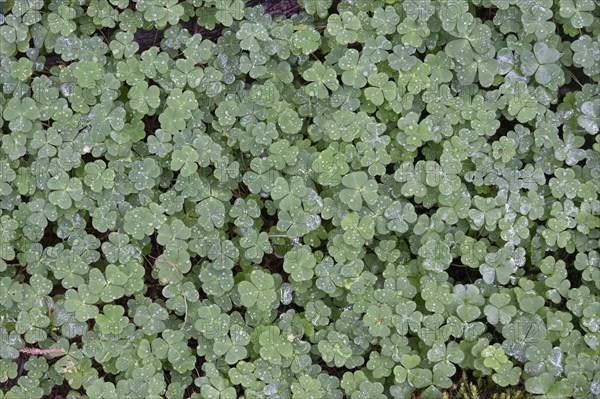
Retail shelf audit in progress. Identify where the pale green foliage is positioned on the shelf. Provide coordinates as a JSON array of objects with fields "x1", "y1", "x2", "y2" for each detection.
[{"x1": 0, "y1": 0, "x2": 598, "y2": 398}]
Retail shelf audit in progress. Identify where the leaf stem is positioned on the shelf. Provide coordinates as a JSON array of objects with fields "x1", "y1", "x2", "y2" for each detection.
[
  {"x1": 182, "y1": 295, "x2": 188, "y2": 329},
  {"x1": 568, "y1": 70, "x2": 583, "y2": 87}
]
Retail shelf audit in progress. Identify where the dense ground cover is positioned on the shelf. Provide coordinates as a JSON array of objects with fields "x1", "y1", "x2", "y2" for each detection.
[{"x1": 0, "y1": 0, "x2": 599, "y2": 398}]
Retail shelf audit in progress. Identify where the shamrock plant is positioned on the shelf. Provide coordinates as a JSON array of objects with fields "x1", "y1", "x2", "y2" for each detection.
[{"x1": 0, "y1": 0, "x2": 598, "y2": 398}]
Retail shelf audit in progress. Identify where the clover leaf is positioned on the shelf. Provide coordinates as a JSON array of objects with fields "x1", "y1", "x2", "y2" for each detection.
[
  {"x1": 159, "y1": 89, "x2": 198, "y2": 133},
  {"x1": 318, "y1": 330, "x2": 353, "y2": 367},
  {"x1": 327, "y1": 11, "x2": 361, "y2": 45},
  {"x1": 195, "y1": 304, "x2": 230, "y2": 340},
  {"x1": 48, "y1": 4, "x2": 77, "y2": 35},
  {"x1": 47, "y1": 172, "x2": 84, "y2": 209},
  {"x1": 133, "y1": 302, "x2": 169, "y2": 335},
  {"x1": 559, "y1": 0, "x2": 596, "y2": 28},
  {"x1": 212, "y1": 325, "x2": 249, "y2": 365},
  {"x1": 506, "y1": 81, "x2": 545, "y2": 123},
  {"x1": 301, "y1": 0, "x2": 332, "y2": 18},
  {"x1": 271, "y1": 176, "x2": 307, "y2": 212},
  {"x1": 577, "y1": 99, "x2": 600, "y2": 135},
  {"x1": 83, "y1": 160, "x2": 115, "y2": 193},
  {"x1": 88, "y1": 265, "x2": 129, "y2": 302},
  {"x1": 95, "y1": 305, "x2": 128, "y2": 335},
  {"x1": 215, "y1": 0, "x2": 244, "y2": 26},
  {"x1": 128, "y1": 81, "x2": 161, "y2": 115},
  {"x1": 258, "y1": 326, "x2": 293, "y2": 365},
  {"x1": 238, "y1": 270, "x2": 278, "y2": 310},
  {"x1": 340, "y1": 171, "x2": 379, "y2": 211},
  {"x1": 64, "y1": 285, "x2": 99, "y2": 322},
  {"x1": 291, "y1": 25, "x2": 321, "y2": 55},
  {"x1": 341, "y1": 212, "x2": 375, "y2": 248},
  {"x1": 302, "y1": 61, "x2": 339, "y2": 99},
  {"x1": 284, "y1": 246, "x2": 316, "y2": 282},
  {"x1": 338, "y1": 49, "x2": 377, "y2": 89},
  {"x1": 393, "y1": 354, "x2": 432, "y2": 389},
  {"x1": 571, "y1": 35, "x2": 600, "y2": 70},
  {"x1": 520, "y1": 42, "x2": 564, "y2": 87},
  {"x1": 123, "y1": 207, "x2": 156, "y2": 240},
  {"x1": 484, "y1": 292, "x2": 517, "y2": 325},
  {"x1": 3, "y1": 97, "x2": 40, "y2": 133},
  {"x1": 86, "y1": 379, "x2": 118, "y2": 399}
]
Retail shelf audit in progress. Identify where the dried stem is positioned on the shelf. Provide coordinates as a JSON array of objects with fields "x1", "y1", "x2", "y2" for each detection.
[{"x1": 19, "y1": 347, "x2": 64, "y2": 356}]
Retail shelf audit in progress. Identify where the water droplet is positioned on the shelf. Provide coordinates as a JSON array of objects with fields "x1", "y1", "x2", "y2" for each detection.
[
  {"x1": 60, "y1": 83, "x2": 73, "y2": 97},
  {"x1": 263, "y1": 384, "x2": 278, "y2": 395},
  {"x1": 281, "y1": 284, "x2": 293, "y2": 304},
  {"x1": 57, "y1": 37, "x2": 77, "y2": 47}
]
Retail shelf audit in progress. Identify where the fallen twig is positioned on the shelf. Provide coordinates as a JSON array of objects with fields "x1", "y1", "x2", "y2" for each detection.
[{"x1": 19, "y1": 347, "x2": 65, "y2": 355}]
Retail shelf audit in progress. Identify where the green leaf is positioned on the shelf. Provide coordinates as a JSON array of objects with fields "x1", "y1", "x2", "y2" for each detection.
[
  {"x1": 284, "y1": 246, "x2": 316, "y2": 282},
  {"x1": 340, "y1": 171, "x2": 379, "y2": 211},
  {"x1": 327, "y1": 11, "x2": 361, "y2": 45},
  {"x1": 259, "y1": 326, "x2": 293, "y2": 365},
  {"x1": 3, "y1": 97, "x2": 40, "y2": 132},
  {"x1": 95, "y1": 305, "x2": 128, "y2": 335},
  {"x1": 302, "y1": 61, "x2": 339, "y2": 99},
  {"x1": 238, "y1": 270, "x2": 278, "y2": 310}
]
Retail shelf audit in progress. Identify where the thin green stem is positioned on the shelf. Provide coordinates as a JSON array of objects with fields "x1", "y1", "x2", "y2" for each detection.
[{"x1": 181, "y1": 294, "x2": 188, "y2": 329}]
